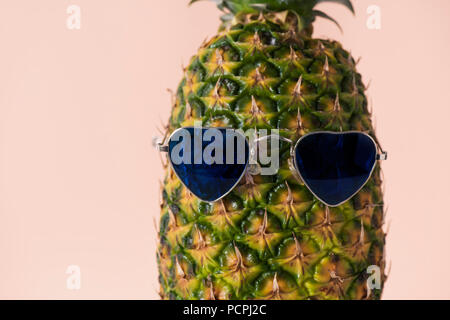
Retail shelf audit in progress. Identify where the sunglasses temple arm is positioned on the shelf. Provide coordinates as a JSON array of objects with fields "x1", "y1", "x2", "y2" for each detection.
[
  {"x1": 158, "y1": 145, "x2": 169, "y2": 152},
  {"x1": 152, "y1": 136, "x2": 169, "y2": 152},
  {"x1": 370, "y1": 134, "x2": 388, "y2": 161},
  {"x1": 376, "y1": 151, "x2": 388, "y2": 161}
]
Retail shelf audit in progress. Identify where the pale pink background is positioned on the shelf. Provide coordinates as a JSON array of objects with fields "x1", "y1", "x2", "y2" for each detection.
[{"x1": 0, "y1": 0, "x2": 449, "y2": 299}]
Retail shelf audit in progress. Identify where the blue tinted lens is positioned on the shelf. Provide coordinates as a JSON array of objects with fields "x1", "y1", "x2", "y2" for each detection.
[
  {"x1": 168, "y1": 127, "x2": 249, "y2": 202},
  {"x1": 294, "y1": 132, "x2": 377, "y2": 206}
]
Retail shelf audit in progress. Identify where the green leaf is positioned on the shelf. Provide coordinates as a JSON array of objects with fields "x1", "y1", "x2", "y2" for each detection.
[
  {"x1": 189, "y1": 0, "x2": 225, "y2": 8},
  {"x1": 316, "y1": 0, "x2": 355, "y2": 14},
  {"x1": 189, "y1": 0, "x2": 355, "y2": 30},
  {"x1": 313, "y1": 10, "x2": 343, "y2": 32}
]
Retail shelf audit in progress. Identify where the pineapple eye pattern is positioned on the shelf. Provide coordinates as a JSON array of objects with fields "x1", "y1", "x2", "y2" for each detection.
[{"x1": 158, "y1": 0, "x2": 386, "y2": 300}]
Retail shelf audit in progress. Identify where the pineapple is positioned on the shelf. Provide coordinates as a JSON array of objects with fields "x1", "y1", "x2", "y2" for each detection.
[{"x1": 157, "y1": 0, "x2": 386, "y2": 300}]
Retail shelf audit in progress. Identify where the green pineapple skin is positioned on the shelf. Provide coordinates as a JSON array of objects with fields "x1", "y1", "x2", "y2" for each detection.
[{"x1": 157, "y1": 14, "x2": 386, "y2": 300}]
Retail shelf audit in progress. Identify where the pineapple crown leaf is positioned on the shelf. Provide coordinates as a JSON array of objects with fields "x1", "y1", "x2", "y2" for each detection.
[{"x1": 189, "y1": 0, "x2": 354, "y2": 29}]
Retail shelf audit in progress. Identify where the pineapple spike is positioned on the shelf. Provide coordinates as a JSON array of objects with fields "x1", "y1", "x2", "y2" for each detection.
[
  {"x1": 153, "y1": 216, "x2": 162, "y2": 268},
  {"x1": 212, "y1": 77, "x2": 225, "y2": 108},
  {"x1": 243, "y1": 13, "x2": 252, "y2": 24},
  {"x1": 328, "y1": 267, "x2": 346, "y2": 298},
  {"x1": 382, "y1": 205, "x2": 389, "y2": 226},
  {"x1": 252, "y1": 31, "x2": 262, "y2": 48},
  {"x1": 272, "y1": 10, "x2": 289, "y2": 24},
  {"x1": 332, "y1": 94, "x2": 344, "y2": 131},
  {"x1": 184, "y1": 101, "x2": 193, "y2": 120},
  {"x1": 244, "y1": 169, "x2": 256, "y2": 187},
  {"x1": 322, "y1": 55, "x2": 333, "y2": 89},
  {"x1": 352, "y1": 74, "x2": 358, "y2": 93},
  {"x1": 292, "y1": 232, "x2": 304, "y2": 259},
  {"x1": 313, "y1": 41, "x2": 325, "y2": 57},
  {"x1": 315, "y1": 205, "x2": 335, "y2": 245},
  {"x1": 168, "y1": 206, "x2": 177, "y2": 228},
  {"x1": 253, "y1": 67, "x2": 265, "y2": 87},
  {"x1": 296, "y1": 107, "x2": 304, "y2": 134},
  {"x1": 175, "y1": 256, "x2": 186, "y2": 279},
  {"x1": 365, "y1": 79, "x2": 372, "y2": 91},
  {"x1": 285, "y1": 181, "x2": 293, "y2": 204},
  {"x1": 283, "y1": 181, "x2": 295, "y2": 223},
  {"x1": 282, "y1": 28, "x2": 302, "y2": 47},
  {"x1": 333, "y1": 93, "x2": 341, "y2": 112},
  {"x1": 385, "y1": 260, "x2": 392, "y2": 283},
  {"x1": 257, "y1": 10, "x2": 265, "y2": 21},
  {"x1": 319, "y1": 41, "x2": 325, "y2": 51},
  {"x1": 231, "y1": 243, "x2": 247, "y2": 293},
  {"x1": 249, "y1": 31, "x2": 265, "y2": 56},
  {"x1": 272, "y1": 273, "x2": 280, "y2": 298},
  {"x1": 254, "y1": 209, "x2": 273, "y2": 252},
  {"x1": 158, "y1": 180, "x2": 165, "y2": 208},
  {"x1": 244, "y1": 169, "x2": 258, "y2": 201},
  {"x1": 324, "y1": 206, "x2": 331, "y2": 225},
  {"x1": 156, "y1": 115, "x2": 169, "y2": 137},
  {"x1": 156, "y1": 126, "x2": 164, "y2": 136},
  {"x1": 166, "y1": 88, "x2": 176, "y2": 107},
  {"x1": 291, "y1": 74, "x2": 310, "y2": 109},
  {"x1": 250, "y1": 96, "x2": 263, "y2": 116},
  {"x1": 153, "y1": 215, "x2": 160, "y2": 238},
  {"x1": 322, "y1": 55, "x2": 330, "y2": 75},
  {"x1": 213, "y1": 77, "x2": 221, "y2": 99},
  {"x1": 184, "y1": 70, "x2": 194, "y2": 94},
  {"x1": 214, "y1": 49, "x2": 225, "y2": 74},
  {"x1": 288, "y1": 46, "x2": 298, "y2": 63},
  {"x1": 385, "y1": 217, "x2": 392, "y2": 236},
  {"x1": 233, "y1": 243, "x2": 246, "y2": 271},
  {"x1": 194, "y1": 225, "x2": 207, "y2": 249},
  {"x1": 220, "y1": 198, "x2": 227, "y2": 213},
  {"x1": 219, "y1": 199, "x2": 236, "y2": 227},
  {"x1": 293, "y1": 75, "x2": 303, "y2": 98},
  {"x1": 365, "y1": 284, "x2": 372, "y2": 300},
  {"x1": 259, "y1": 208, "x2": 269, "y2": 235},
  {"x1": 359, "y1": 217, "x2": 365, "y2": 244},
  {"x1": 351, "y1": 74, "x2": 360, "y2": 107},
  {"x1": 368, "y1": 96, "x2": 374, "y2": 116},
  {"x1": 208, "y1": 280, "x2": 216, "y2": 300},
  {"x1": 200, "y1": 36, "x2": 209, "y2": 49},
  {"x1": 215, "y1": 48, "x2": 224, "y2": 66}
]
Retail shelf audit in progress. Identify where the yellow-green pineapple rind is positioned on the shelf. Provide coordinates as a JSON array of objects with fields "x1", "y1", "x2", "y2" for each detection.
[{"x1": 157, "y1": 12, "x2": 386, "y2": 300}]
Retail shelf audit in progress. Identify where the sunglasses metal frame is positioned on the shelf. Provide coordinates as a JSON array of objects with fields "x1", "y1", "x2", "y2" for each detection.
[
  {"x1": 158, "y1": 126, "x2": 251, "y2": 203},
  {"x1": 158, "y1": 127, "x2": 387, "y2": 206}
]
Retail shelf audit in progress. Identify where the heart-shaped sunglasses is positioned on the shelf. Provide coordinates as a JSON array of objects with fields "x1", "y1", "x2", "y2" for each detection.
[{"x1": 158, "y1": 127, "x2": 387, "y2": 207}]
